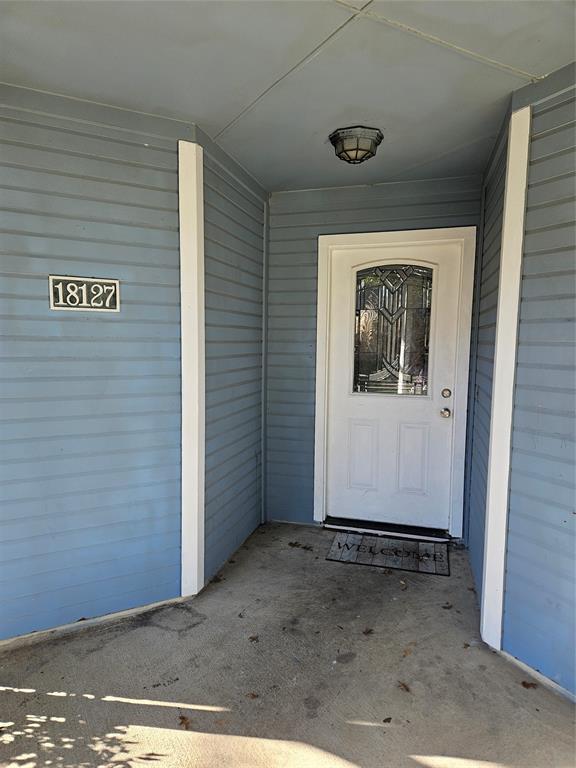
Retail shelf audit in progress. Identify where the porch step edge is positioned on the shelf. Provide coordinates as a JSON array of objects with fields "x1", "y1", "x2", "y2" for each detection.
[{"x1": 323, "y1": 516, "x2": 450, "y2": 543}]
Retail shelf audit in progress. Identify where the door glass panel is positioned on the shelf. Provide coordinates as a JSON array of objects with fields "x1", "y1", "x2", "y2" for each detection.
[{"x1": 354, "y1": 265, "x2": 433, "y2": 395}]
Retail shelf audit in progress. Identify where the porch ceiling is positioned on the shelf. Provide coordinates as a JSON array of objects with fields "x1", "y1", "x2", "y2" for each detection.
[{"x1": 0, "y1": 1, "x2": 574, "y2": 191}]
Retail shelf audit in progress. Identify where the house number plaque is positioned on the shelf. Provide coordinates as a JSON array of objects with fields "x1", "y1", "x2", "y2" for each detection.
[{"x1": 49, "y1": 275, "x2": 120, "y2": 312}]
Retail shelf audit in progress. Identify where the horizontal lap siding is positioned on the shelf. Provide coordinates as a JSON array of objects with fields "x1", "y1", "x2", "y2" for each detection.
[
  {"x1": 202, "y1": 146, "x2": 266, "y2": 580},
  {"x1": 503, "y1": 89, "x2": 576, "y2": 694},
  {"x1": 467, "y1": 126, "x2": 509, "y2": 594},
  {"x1": 0, "y1": 92, "x2": 187, "y2": 637},
  {"x1": 267, "y1": 179, "x2": 482, "y2": 523}
]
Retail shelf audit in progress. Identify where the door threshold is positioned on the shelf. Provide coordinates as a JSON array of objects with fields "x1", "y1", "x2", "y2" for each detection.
[{"x1": 323, "y1": 516, "x2": 450, "y2": 543}]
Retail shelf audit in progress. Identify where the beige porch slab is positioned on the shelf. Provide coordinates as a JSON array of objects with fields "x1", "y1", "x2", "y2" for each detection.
[{"x1": 0, "y1": 523, "x2": 573, "y2": 768}]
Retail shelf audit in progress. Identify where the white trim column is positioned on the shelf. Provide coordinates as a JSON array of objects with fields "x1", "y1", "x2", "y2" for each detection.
[
  {"x1": 178, "y1": 140, "x2": 205, "y2": 596},
  {"x1": 481, "y1": 107, "x2": 531, "y2": 648}
]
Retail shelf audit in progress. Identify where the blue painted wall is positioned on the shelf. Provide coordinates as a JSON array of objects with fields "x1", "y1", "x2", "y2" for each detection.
[
  {"x1": 0, "y1": 86, "x2": 191, "y2": 637},
  {"x1": 197, "y1": 128, "x2": 267, "y2": 579},
  {"x1": 0, "y1": 87, "x2": 266, "y2": 637},
  {"x1": 466, "y1": 117, "x2": 509, "y2": 594},
  {"x1": 502, "y1": 64, "x2": 576, "y2": 694},
  {"x1": 265, "y1": 178, "x2": 482, "y2": 523}
]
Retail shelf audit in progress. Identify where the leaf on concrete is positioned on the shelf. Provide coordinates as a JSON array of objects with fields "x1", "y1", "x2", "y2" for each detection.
[
  {"x1": 178, "y1": 715, "x2": 192, "y2": 730},
  {"x1": 249, "y1": 635, "x2": 259, "y2": 643},
  {"x1": 362, "y1": 627, "x2": 374, "y2": 635},
  {"x1": 521, "y1": 681, "x2": 538, "y2": 689},
  {"x1": 397, "y1": 681, "x2": 411, "y2": 693},
  {"x1": 288, "y1": 541, "x2": 313, "y2": 551}
]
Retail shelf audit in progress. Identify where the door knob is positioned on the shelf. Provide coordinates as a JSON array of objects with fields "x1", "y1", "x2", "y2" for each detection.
[{"x1": 440, "y1": 408, "x2": 451, "y2": 418}]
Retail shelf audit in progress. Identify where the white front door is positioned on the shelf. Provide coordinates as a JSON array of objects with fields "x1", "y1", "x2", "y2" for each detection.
[{"x1": 315, "y1": 228, "x2": 476, "y2": 535}]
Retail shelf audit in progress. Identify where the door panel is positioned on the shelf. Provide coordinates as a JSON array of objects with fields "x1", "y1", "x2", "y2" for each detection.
[
  {"x1": 348, "y1": 419, "x2": 378, "y2": 489},
  {"x1": 397, "y1": 422, "x2": 429, "y2": 495}
]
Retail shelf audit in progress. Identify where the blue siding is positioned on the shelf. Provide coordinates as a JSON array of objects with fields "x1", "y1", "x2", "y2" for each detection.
[
  {"x1": 503, "y1": 82, "x2": 576, "y2": 694},
  {"x1": 466, "y1": 120, "x2": 509, "y2": 593},
  {"x1": 266, "y1": 178, "x2": 482, "y2": 524},
  {"x1": 197, "y1": 128, "x2": 267, "y2": 580},
  {"x1": 0, "y1": 88, "x2": 268, "y2": 633},
  {"x1": 0, "y1": 86, "x2": 192, "y2": 637}
]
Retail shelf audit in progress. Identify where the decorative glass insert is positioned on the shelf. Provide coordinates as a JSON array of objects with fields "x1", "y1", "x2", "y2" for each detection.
[{"x1": 354, "y1": 264, "x2": 433, "y2": 395}]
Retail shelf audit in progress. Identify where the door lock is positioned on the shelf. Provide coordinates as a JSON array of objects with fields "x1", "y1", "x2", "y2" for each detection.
[
  {"x1": 440, "y1": 408, "x2": 452, "y2": 418},
  {"x1": 441, "y1": 388, "x2": 452, "y2": 398}
]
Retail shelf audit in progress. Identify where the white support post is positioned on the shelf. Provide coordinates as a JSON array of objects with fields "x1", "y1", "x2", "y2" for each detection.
[
  {"x1": 178, "y1": 140, "x2": 205, "y2": 596},
  {"x1": 481, "y1": 106, "x2": 531, "y2": 648}
]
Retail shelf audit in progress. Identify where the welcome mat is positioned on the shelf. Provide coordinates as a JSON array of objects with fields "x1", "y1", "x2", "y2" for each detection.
[{"x1": 326, "y1": 531, "x2": 450, "y2": 576}]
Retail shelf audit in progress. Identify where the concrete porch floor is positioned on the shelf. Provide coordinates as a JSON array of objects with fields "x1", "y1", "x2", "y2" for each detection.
[{"x1": 0, "y1": 523, "x2": 573, "y2": 768}]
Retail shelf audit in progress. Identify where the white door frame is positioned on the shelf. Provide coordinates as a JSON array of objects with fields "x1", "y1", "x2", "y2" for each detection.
[
  {"x1": 178, "y1": 140, "x2": 205, "y2": 596},
  {"x1": 314, "y1": 227, "x2": 477, "y2": 536}
]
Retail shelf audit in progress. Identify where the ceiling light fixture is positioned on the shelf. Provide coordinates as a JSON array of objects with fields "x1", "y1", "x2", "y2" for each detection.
[{"x1": 329, "y1": 125, "x2": 383, "y2": 164}]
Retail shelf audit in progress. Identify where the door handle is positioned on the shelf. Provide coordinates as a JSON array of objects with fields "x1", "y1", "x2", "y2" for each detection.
[{"x1": 440, "y1": 408, "x2": 451, "y2": 418}]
